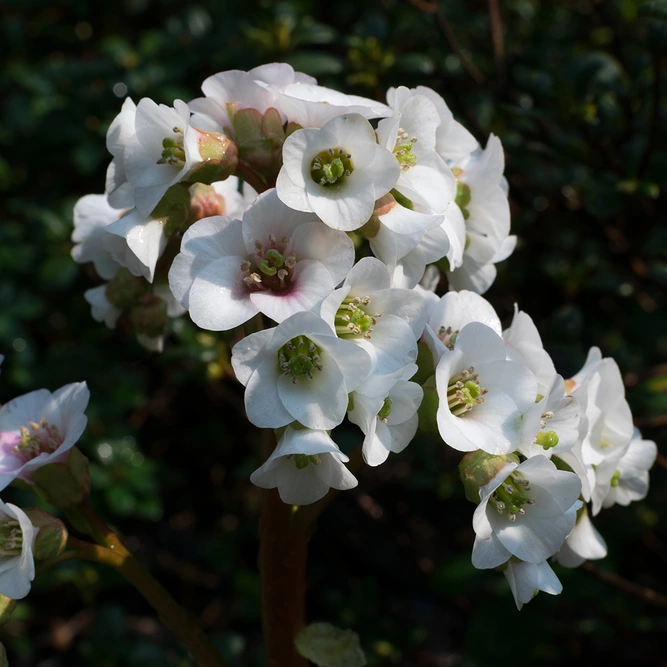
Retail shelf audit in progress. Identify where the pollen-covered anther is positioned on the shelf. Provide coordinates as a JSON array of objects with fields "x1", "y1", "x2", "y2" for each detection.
[
  {"x1": 14, "y1": 418, "x2": 64, "y2": 459},
  {"x1": 490, "y1": 472, "x2": 534, "y2": 517},
  {"x1": 446, "y1": 367, "x2": 487, "y2": 416}
]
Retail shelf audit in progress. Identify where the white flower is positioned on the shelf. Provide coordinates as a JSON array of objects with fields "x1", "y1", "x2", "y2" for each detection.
[
  {"x1": 231, "y1": 311, "x2": 372, "y2": 430},
  {"x1": 84, "y1": 285, "x2": 122, "y2": 329},
  {"x1": 553, "y1": 506, "x2": 607, "y2": 568},
  {"x1": 169, "y1": 189, "x2": 354, "y2": 330},
  {"x1": 116, "y1": 98, "x2": 204, "y2": 217},
  {"x1": 572, "y1": 357, "x2": 634, "y2": 515},
  {"x1": 105, "y1": 97, "x2": 137, "y2": 209},
  {"x1": 412, "y1": 86, "x2": 479, "y2": 163},
  {"x1": 502, "y1": 559, "x2": 562, "y2": 610},
  {"x1": 276, "y1": 113, "x2": 399, "y2": 231},
  {"x1": 348, "y1": 364, "x2": 423, "y2": 467},
  {"x1": 435, "y1": 322, "x2": 537, "y2": 455},
  {"x1": 445, "y1": 135, "x2": 514, "y2": 294},
  {"x1": 250, "y1": 425, "x2": 357, "y2": 505},
  {"x1": 71, "y1": 194, "x2": 124, "y2": 281},
  {"x1": 0, "y1": 383, "x2": 89, "y2": 491},
  {"x1": 422, "y1": 289, "x2": 501, "y2": 367},
  {"x1": 319, "y1": 257, "x2": 426, "y2": 373},
  {"x1": 0, "y1": 500, "x2": 36, "y2": 599},
  {"x1": 471, "y1": 455, "x2": 582, "y2": 567},
  {"x1": 602, "y1": 428, "x2": 657, "y2": 509},
  {"x1": 104, "y1": 208, "x2": 169, "y2": 283}
]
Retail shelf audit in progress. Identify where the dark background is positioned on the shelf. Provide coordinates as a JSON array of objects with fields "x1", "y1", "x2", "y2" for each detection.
[{"x1": 1, "y1": 0, "x2": 666, "y2": 664}]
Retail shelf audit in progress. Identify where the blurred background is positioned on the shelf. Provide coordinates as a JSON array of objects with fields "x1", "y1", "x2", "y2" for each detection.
[{"x1": 1, "y1": 0, "x2": 666, "y2": 664}]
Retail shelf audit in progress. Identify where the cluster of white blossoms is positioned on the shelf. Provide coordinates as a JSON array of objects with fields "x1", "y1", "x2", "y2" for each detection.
[
  {"x1": 69, "y1": 63, "x2": 656, "y2": 609},
  {"x1": 0, "y1": 356, "x2": 88, "y2": 599}
]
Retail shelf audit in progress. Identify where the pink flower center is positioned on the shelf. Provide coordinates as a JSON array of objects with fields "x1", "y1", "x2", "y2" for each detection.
[{"x1": 1, "y1": 419, "x2": 64, "y2": 463}]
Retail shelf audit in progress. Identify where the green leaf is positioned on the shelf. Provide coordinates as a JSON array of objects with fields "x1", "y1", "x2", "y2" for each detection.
[{"x1": 295, "y1": 623, "x2": 367, "y2": 667}]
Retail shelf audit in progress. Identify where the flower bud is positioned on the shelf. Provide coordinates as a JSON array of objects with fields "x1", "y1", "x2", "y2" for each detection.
[
  {"x1": 130, "y1": 294, "x2": 168, "y2": 339},
  {"x1": 188, "y1": 183, "x2": 225, "y2": 224},
  {"x1": 358, "y1": 193, "x2": 396, "y2": 239},
  {"x1": 23, "y1": 509, "x2": 67, "y2": 561},
  {"x1": 459, "y1": 450, "x2": 519, "y2": 504},
  {"x1": 233, "y1": 107, "x2": 286, "y2": 184},
  {"x1": 189, "y1": 131, "x2": 238, "y2": 185},
  {"x1": 0, "y1": 595, "x2": 17, "y2": 628},
  {"x1": 106, "y1": 268, "x2": 147, "y2": 310},
  {"x1": 31, "y1": 446, "x2": 90, "y2": 508}
]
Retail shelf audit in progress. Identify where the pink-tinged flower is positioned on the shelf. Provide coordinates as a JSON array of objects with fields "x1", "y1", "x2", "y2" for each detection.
[
  {"x1": 276, "y1": 114, "x2": 399, "y2": 231},
  {"x1": 250, "y1": 425, "x2": 357, "y2": 505},
  {"x1": 0, "y1": 383, "x2": 89, "y2": 491},
  {"x1": 0, "y1": 500, "x2": 36, "y2": 599},
  {"x1": 231, "y1": 311, "x2": 372, "y2": 431},
  {"x1": 170, "y1": 189, "x2": 354, "y2": 330}
]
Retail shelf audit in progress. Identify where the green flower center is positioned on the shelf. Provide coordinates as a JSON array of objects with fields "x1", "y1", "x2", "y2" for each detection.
[
  {"x1": 311, "y1": 148, "x2": 354, "y2": 186},
  {"x1": 393, "y1": 127, "x2": 418, "y2": 171},
  {"x1": 334, "y1": 295, "x2": 380, "y2": 338},
  {"x1": 0, "y1": 519, "x2": 23, "y2": 557},
  {"x1": 447, "y1": 367, "x2": 487, "y2": 416},
  {"x1": 278, "y1": 336, "x2": 323, "y2": 384},
  {"x1": 489, "y1": 472, "x2": 534, "y2": 521},
  {"x1": 157, "y1": 126, "x2": 186, "y2": 168},
  {"x1": 241, "y1": 235, "x2": 296, "y2": 293},
  {"x1": 377, "y1": 397, "x2": 392, "y2": 423},
  {"x1": 290, "y1": 453, "x2": 322, "y2": 470}
]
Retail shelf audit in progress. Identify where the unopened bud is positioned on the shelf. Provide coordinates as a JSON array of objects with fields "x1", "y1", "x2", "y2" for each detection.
[
  {"x1": 105, "y1": 269, "x2": 147, "y2": 309},
  {"x1": 150, "y1": 183, "x2": 192, "y2": 236},
  {"x1": 459, "y1": 450, "x2": 519, "y2": 504},
  {"x1": 130, "y1": 294, "x2": 168, "y2": 339},
  {"x1": 233, "y1": 107, "x2": 286, "y2": 184},
  {"x1": 358, "y1": 193, "x2": 396, "y2": 239},
  {"x1": 23, "y1": 509, "x2": 67, "y2": 561},
  {"x1": 31, "y1": 447, "x2": 90, "y2": 508},
  {"x1": 189, "y1": 131, "x2": 238, "y2": 185},
  {"x1": 188, "y1": 183, "x2": 225, "y2": 224}
]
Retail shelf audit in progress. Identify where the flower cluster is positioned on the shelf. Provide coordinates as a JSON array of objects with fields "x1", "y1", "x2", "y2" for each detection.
[{"x1": 70, "y1": 63, "x2": 655, "y2": 609}]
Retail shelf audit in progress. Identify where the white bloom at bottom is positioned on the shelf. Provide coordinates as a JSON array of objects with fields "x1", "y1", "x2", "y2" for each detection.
[
  {"x1": 84, "y1": 285, "x2": 122, "y2": 329},
  {"x1": 553, "y1": 506, "x2": 607, "y2": 568},
  {"x1": 502, "y1": 559, "x2": 562, "y2": 611},
  {"x1": 472, "y1": 455, "x2": 581, "y2": 567},
  {"x1": 250, "y1": 426, "x2": 357, "y2": 505},
  {"x1": 0, "y1": 500, "x2": 36, "y2": 599}
]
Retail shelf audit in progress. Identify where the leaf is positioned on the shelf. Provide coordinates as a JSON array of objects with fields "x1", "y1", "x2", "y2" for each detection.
[{"x1": 295, "y1": 622, "x2": 367, "y2": 667}]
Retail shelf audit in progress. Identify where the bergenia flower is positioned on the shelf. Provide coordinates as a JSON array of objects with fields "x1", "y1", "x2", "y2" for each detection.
[
  {"x1": 276, "y1": 113, "x2": 399, "y2": 231},
  {"x1": 435, "y1": 322, "x2": 537, "y2": 455},
  {"x1": 0, "y1": 383, "x2": 89, "y2": 491},
  {"x1": 231, "y1": 311, "x2": 372, "y2": 430},
  {"x1": 502, "y1": 558, "x2": 562, "y2": 611},
  {"x1": 471, "y1": 455, "x2": 581, "y2": 567},
  {"x1": 319, "y1": 257, "x2": 426, "y2": 373},
  {"x1": 0, "y1": 500, "x2": 36, "y2": 599},
  {"x1": 170, "y1": 189, "x2": 354, "y2": 330},
  {"x1": 250, "y1": 425, "x2": 357, "y2": 505},
  {"x1": 348, "y1": 364, "x2": 423, "y2": 467},
  {"x1": 553, "y1": 506, "x2": 607, "y2": 568}
]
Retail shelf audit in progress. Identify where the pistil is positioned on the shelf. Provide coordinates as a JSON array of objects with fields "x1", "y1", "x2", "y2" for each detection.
[
  {"x1": 278, "y1": 336, "x2": 323, "y2": 384},
  {"x1": 311, "y1": 148, "x2": 353, "y2": 186},
  {"x1": 446, "y1": 367, "x2": 487, "y2": 416}
]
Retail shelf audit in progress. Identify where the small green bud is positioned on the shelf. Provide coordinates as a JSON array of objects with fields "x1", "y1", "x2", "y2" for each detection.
[
  {"x1": 459, "y1": 450, "x2": 519, "y2": 504},
  {"x1": 610, "y1": 469, "x2": 621, "y2": 487},
  {"x1": 188, "y1": 183, "x2": 225, "y2": 224},
  {"x1": 358, "y1": 193, "x2": 396, "y2": 239},
  {"x1": 23, "y1": 509, "x2": 68, "y2": 561},
  {"x1": 455, "y1": 181, "x2": 472, "y2": 210},
  {"x1": 31, "y1": 446, "x2": 90, "y2": 508},
  {"x1": 189, "y1": 131, "x2": 238, "y2": 185}
]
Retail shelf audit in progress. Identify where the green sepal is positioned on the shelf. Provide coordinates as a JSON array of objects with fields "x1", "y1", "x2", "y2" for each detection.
[{"x1": 31, "y1": 447, "x2": 90, "y2": 508}]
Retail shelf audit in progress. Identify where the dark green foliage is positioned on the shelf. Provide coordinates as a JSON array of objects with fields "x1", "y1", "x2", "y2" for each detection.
[{"x1": 0, "y1": 0, "x2": 665, "y2": 665}]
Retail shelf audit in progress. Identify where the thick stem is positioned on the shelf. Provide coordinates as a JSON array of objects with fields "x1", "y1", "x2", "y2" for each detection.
[
  {"x1": 67, "y1": 511, "x2": 229, "y2": 667},
  {"x1": 259, "y1": 430, "x2": 308, "y2": 667}
]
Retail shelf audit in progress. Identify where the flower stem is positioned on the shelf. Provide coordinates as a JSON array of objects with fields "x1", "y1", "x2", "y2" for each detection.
[
  {"x1": 258, "y1": 429, "x2": 308, "y2": 667},
  {"x1": 66, "y1": 507, "x2": 229, "y2": 667}
]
